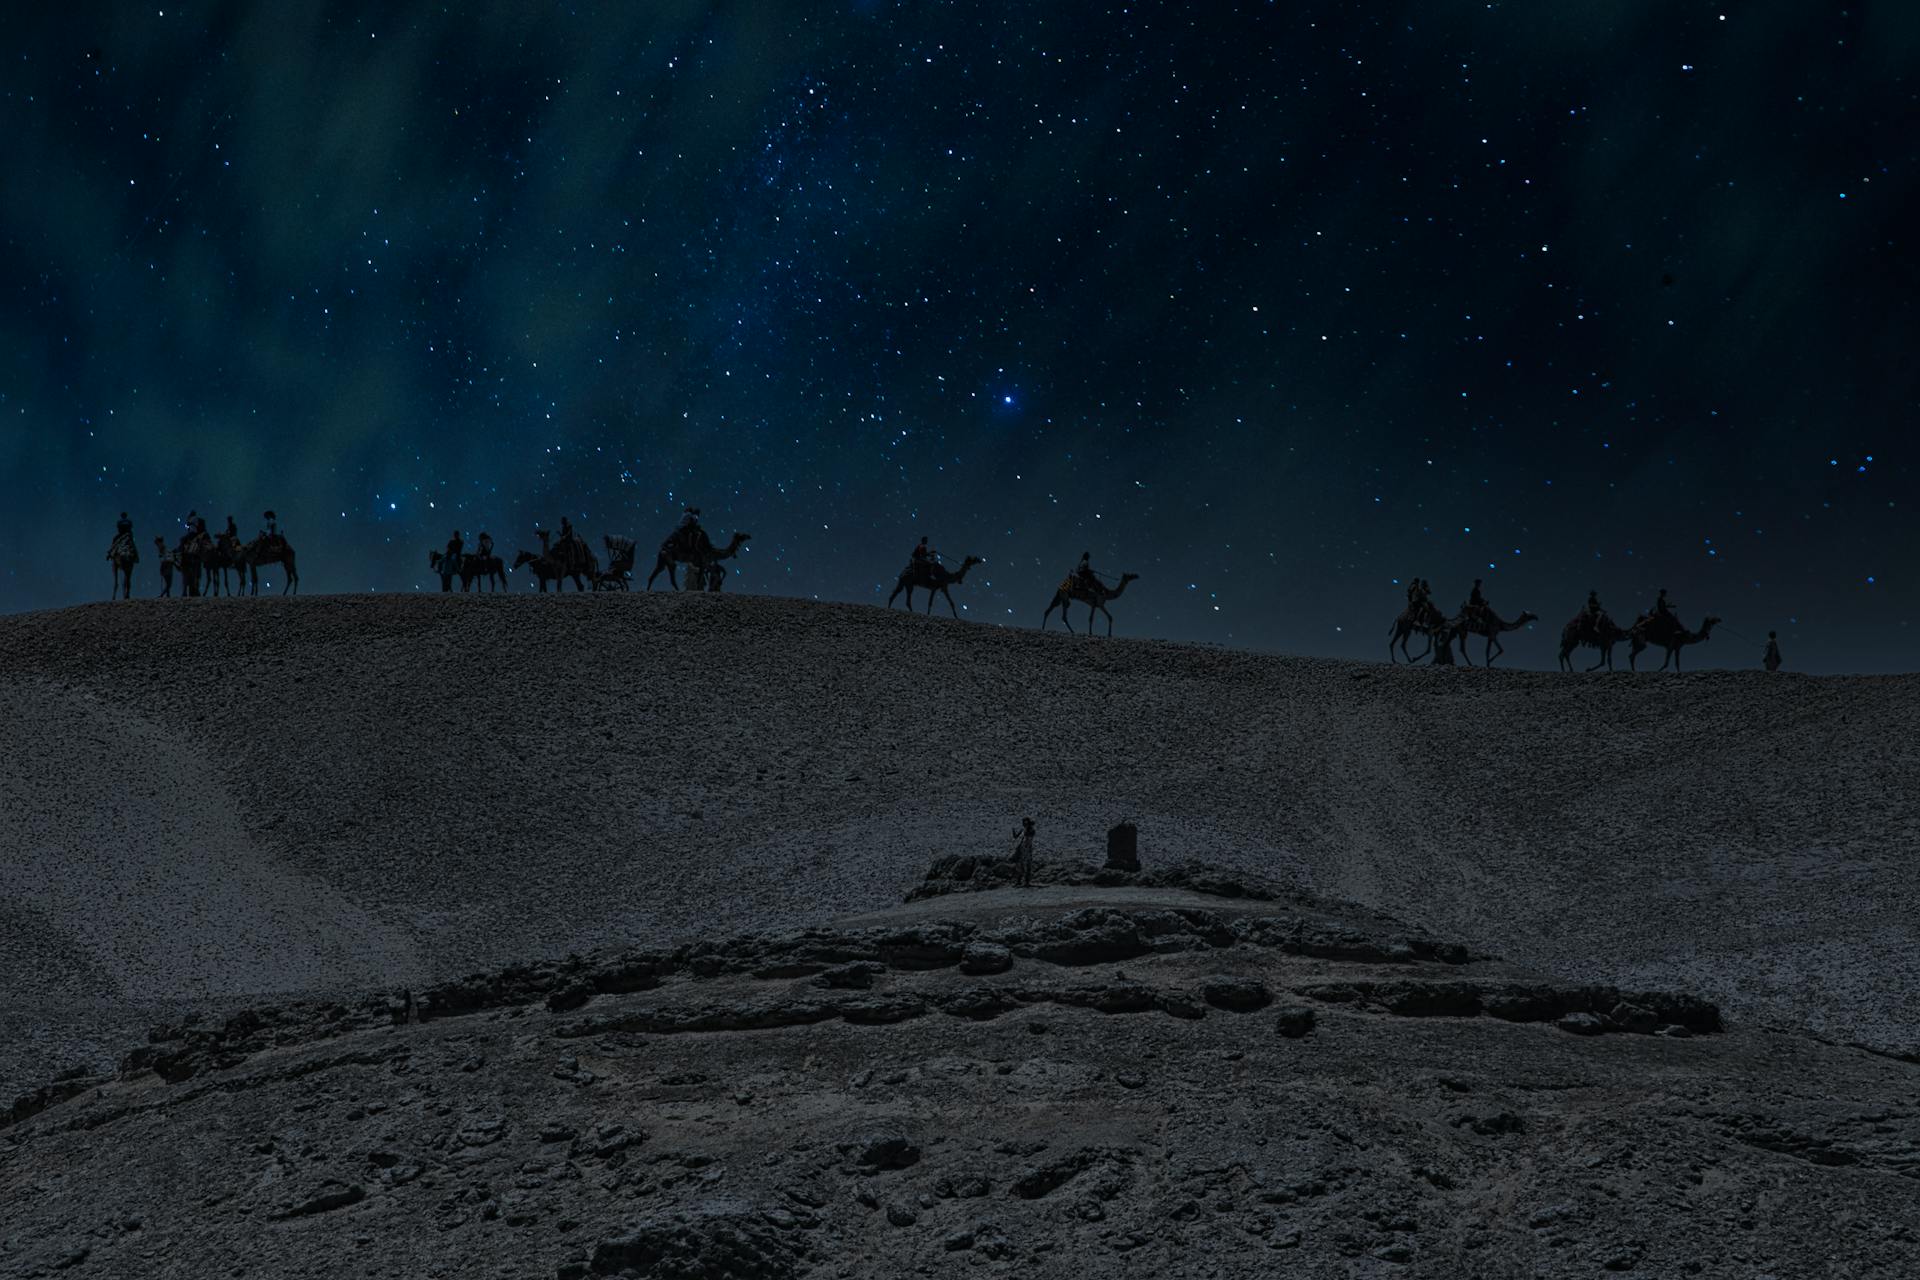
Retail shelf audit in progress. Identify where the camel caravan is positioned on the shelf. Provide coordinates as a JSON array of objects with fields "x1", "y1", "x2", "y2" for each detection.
[
  {"x1": 1391, "y1": 579, "x2": 1725, "y2": 671},
  {"x1": 108, "y1": 511, "x2": 297, "y2": 599}
]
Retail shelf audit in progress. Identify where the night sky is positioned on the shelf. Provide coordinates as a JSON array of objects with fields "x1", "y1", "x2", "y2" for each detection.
[{"x1": 3, "y1": 3, "x2": 1914, "y2": 670}]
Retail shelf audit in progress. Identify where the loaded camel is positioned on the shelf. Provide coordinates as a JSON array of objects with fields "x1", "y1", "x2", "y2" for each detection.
[
  {"x1": 107, "y1": 535, "x2": 139, "y2": 601},
  {"x1": 888, "y1": 555, "x2": 984, "y2": 617},
  {"x1": 240, "y1": 532, "x2": 299, "y2": 595},
  {"x1": 647, "y1": 526, "x2": 750, "y2": 591},
  {"x1": 1041, "y1": 571, "x2": 1140, "y2": 637},
  {"x1": 513, "y1": 545, "x2": 598, "y2": 592},
  {"x1": 429, "y1": 550, "x2": 509, "y2": 592},
  {"x1": 1558, "y1": 610, "x2": 1634, "y2": 672},
  {"x1": 1628, "y1": 613, "x2": 1720, "y2": 672},
  {"x1": 1388, "y1": 599, "x2": 1447, "y2": 663}
]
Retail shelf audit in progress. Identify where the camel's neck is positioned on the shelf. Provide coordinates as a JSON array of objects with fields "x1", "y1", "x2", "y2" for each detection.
[{"x1": 1105, "y1": 577, "x2": 1131, "y2": 598}]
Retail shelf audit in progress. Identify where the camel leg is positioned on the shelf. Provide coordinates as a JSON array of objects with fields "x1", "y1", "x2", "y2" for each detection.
[
  {"x1": 1586, "y1": 651, "x2": 1607, "y2": 673},
  {"x1": 887, "y1": 582, "x2": 903, "y2": 608},
  {"x1": 1040, "y1": 598, "x2": 1058, "y2": 631},
  {"x1": 942, "y1": 586, "x2": 958, "y2": 618}
]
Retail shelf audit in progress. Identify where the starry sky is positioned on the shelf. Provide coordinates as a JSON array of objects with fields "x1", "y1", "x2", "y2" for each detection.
[{"x1": 2, "y1": 2, "x2": 1914, "y2": 670}]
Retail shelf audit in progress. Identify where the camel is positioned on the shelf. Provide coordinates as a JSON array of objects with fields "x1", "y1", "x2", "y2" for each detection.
[
  {"x1": 240, "y1": 533, "x2": 299, "y2": 595},
  {"x1": 647, "y1": 527, "x2": 751, "y2": 591},
  {"x1": 174, "y1": 531, "x2": 212, "y2": 597},
  {"x1": 430, "y1": 551, "x2": 508, "y2": 592},
  {"x1": 1442, "y1": 608, "x2": 1539, "y2": 667},
  {"x1": 1558, "y1": 611, "x2": 1633, "y2": 672},
  {"x1": 1387, "y1": 600, "x2": 1447, "y2": 663},
  {"x1": 514, "y1": 547, "x2": 597, "y2": 592},
  {"x1": 1628, "y1": 613, "x2": 1720, "y2": 672},
  {"x1": 888, "y1": 555, "x2": 983, "y2": 617},
  {"x1": 200, "y1": 532, "x2": 247, "y2": 596},
  {"x1": 107, "y1": 535, "x2": 138, "y2": 600},
  {"x1": 1040, "y1": 571, "x2": 1140, "y2": 636}
]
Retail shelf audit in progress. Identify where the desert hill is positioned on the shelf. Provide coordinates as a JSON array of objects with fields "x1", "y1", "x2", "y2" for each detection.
[
  {"x1": 3, "y1": 594, "x2": 1920, "y2": 1097},
  {"x1": 2, "y1": 591, "x2": 1916, "y2": 1100}
]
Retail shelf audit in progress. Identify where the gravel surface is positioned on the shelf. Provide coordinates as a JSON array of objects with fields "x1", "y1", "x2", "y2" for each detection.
[{"x1": 2, "y1": 592, "x2": 1915, "y2": 1097}]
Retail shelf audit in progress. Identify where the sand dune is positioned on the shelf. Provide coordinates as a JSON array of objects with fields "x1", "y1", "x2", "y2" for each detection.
[{"x1": 2, "y1": 592, "x2": 1915, "y2": 1095}]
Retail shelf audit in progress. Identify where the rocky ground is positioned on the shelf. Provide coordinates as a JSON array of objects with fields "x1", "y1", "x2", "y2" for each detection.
[
  {"x1": 1, "y1": 593, "x2": 1915, "y2": 1276},
  {"x1": 6, "y1": 862, "x2": 1916, "y2": 1279}
]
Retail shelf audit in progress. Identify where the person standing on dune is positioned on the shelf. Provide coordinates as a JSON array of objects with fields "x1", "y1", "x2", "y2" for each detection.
[
  {"x1": 1764, "y1": 632, "x2": 1783, "y2": 673},
  {"x1": 1011, "y1": 817, "x2": 1036, "y2": 888}
]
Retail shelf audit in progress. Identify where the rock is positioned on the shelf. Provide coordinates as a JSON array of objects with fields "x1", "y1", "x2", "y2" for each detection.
[
  {"x1": 1105, "y1": 821, "x2": 1140, "y2": 872},
  {"x1": 274, "y1": 1181, "x2": 365, "y2": 1219},
  {"x1": 853, "y1": 1135, "x2": 921, "y2": 1172},
  {"x1": 589, "y1": 1208, "x2": 804, "y2": 1279},
  {"x1": 1557, "y1": 1012, "x2": 1608, "y2": 1036},
  {"x1": 1011, "y1": 1149, "x2": 1098, "y2": 1199},
  {"x1": 1115, "y1": 1072, "x2": 1146, "y2": 1089},
  {"x1": 958, "y1": 942, "x2": 1012, "y2": 975},
  {"x1": 943, "y1": 1228, "x2": 976, "y2": 1251},
  {"x1": 1610, "y1": 1002, "x2": 1659, "y2": 1034},
  {"x1": 1274, "y1": 1006, "x2": 1316, "y2": 1038},
  {"x1": 546, "y1": 983, "x2": 592, "y2": 1013},
  {"x1": 886, "y1": 1203, "x2": 918, "y2": 1227},
  {"x1": 1202, "y1": 976, "x2": 1273, "y2": 1013},
  {"x1": 812, "y1": 962, "x2": 885, "y2": 990},
  {"x1": 1656, "y1": 1023, "x2": 1694, "y2": 1038}
]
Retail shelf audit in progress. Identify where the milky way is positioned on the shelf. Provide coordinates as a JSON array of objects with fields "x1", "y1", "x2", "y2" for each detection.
[{"x1": 2, "y1": 3, "x2": 1912, "y2": 669}]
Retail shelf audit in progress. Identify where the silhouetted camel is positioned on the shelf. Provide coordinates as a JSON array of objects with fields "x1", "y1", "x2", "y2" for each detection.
[
  {"x1": 1041, "y1": 572, "x2": 1139, "y2": 636},
  {"x1": 647, "y1": 528, "x2": 750, "y2": 590},
  {"x1": 513, "y1": 547, "x2": 596, "y2": 592},
  {"x1": 1388, "y1": 600, "x2": 1446, "y2": 663},
  {"x1": 1628, "y1": 613, "x2": 1720, "y2": 671},
  {"x1": 430, "y1": 551, "x2": 509, "y2": 592},
  {"x1": 241, "y1": 534, "x2": 299, "y2": 595},
  {"x1": 888, "y1": 555, "x2": 983, "y2": 617},
  {"x1": 1444, "y1": 608, "x2": 1538, "y2": 667},
  {"x1": 1558, "y1": 611, "x2": 1632, "y2": 672},
  {"x1": 107, "y1": 535, "x2": 138, "y2": 600}
]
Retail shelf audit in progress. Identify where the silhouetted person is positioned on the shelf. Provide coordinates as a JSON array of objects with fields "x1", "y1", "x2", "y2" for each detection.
[
  {"x1": 911, "y1": 535, "x2": 940, "y2": 570},
  {"x1": 476, "y1": 530, "x2": 494, "y2": 560},
  {"x1": 1763, "y1": 631, "x2": 1782, "y2": 673},
  {"x1": 262, "y1": 510, "x2": 279, "y2": 540},
  {"x1": 1653, "y1": 587, "x2": 1675, "y2": 622},
  {"x1": 154, "y1": 536, "x2": 173, "y2": 596},
  {"x1": 558, "y1": 516, "x2": 576, "y2": 549},
  {"x1": 1010, "y1": 817, "x2": 1036, "y2": 887},
  {"x1": 115, "y1": 511, "x2": 133, "y2": 541},
  {"x1": 1073, "y1": 551, "x2": 1099, "y2": 592},
  {"x1": 223, "y1": 515, "x2": 238, "y2": 543},
  {"x1": 443, "y1": 529, "x2": 464, "y2": 591}
]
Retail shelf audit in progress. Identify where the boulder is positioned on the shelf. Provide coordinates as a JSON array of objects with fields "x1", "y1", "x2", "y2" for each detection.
[
  {"x1": 1202, "y1": 976, "x2": 1274, "y2": 1013},
  {"x1": 1105, "y1": 821, "x2": 1140, "y2": 872},
  {"x1": 1274, "y1": 1006, "x2": 1316, "y2": 1038}
]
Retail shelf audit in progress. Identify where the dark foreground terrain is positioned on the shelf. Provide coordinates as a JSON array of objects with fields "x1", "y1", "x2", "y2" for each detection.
[
  {"x1": 6, "y1": 863, "x2": 1916, "y2": 1279},
  {"x1": 1, "y1": 594, "x2": 1916, "y2": 1276}
]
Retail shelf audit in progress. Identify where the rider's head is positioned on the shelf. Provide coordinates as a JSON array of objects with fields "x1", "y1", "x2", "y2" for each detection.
[
  {"x1": 1769, "y1": 630, "x2": 1777, "y2": 638},
  {"x1": 1022, "y1": 817, "x2": 1034, "y2": 830}
]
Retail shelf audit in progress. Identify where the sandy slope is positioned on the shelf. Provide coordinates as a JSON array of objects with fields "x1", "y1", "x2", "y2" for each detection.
[{"x1": 1, "y1": 592, "x2": 1915, "y2": 1096}]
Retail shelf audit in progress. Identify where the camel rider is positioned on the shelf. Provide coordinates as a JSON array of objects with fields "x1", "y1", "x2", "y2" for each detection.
[
  {"x1": 223, "y1": 515, "x2": 239, "y2": 546},
  {"x1": 262, "y1": 510, "x2": 279, "y2": 542},
  {"x1": 446, "y1": 529, "x2": 464, "y2": 565},
  {"x1": 676, "y1": 505, "x2": 702, "y2": 552},
  {"x1": 184, "y1": 509, "x2": 199, "y2": 537},
  {"x1": 558, "y1": 516, "x2": 576, "y2": 549},
  {"x1": 476, "y1": 531, "x2": 494, "y2": 561},
  {"x1": 1467, "y1": 578, "x2": 1488, "y2": 623},
  {"x1": 1653, "y1": 587, "x2": 1675, "y2": 622},
  {"x1": 1585, "y1": 590, "x2": 1603, "y2": 619},
  {"x1": 911, "y1": 536, "x2": 940, "y2": 574},
  {"x1": 1074, "y1": 551, "x2": 1099, "y2": 592}
]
